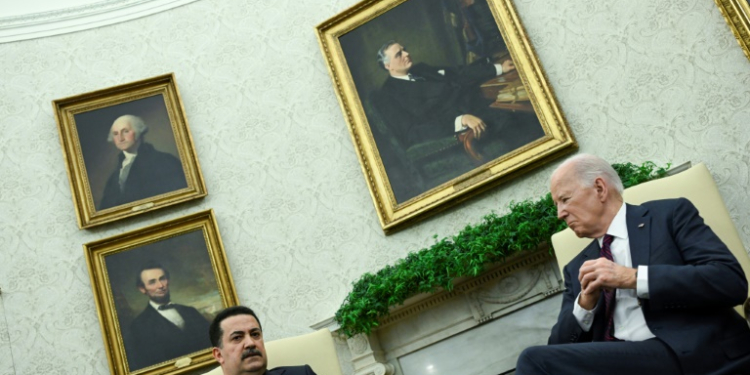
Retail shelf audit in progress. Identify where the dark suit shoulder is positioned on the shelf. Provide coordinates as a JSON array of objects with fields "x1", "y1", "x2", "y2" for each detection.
[{"x1": 266, "y1": 364, "x2": 317, "y2": 375}]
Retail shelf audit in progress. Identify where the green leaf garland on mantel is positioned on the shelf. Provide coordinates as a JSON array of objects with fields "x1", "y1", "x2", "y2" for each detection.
[{"x1": 335, "y1": 161, "x2": 671, "y2": 337}]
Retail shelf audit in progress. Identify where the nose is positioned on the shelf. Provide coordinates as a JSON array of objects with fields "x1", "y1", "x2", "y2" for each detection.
[
  {"x1": 243, "y1": 336, "x2": 257, "y2": 348},
  {"x1": 557, "y1": 206, "x2": 566, "y2": 220}
]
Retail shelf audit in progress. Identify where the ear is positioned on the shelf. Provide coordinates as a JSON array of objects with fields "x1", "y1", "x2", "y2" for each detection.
[
  {"x1": 138, "y1": 286, "x2": 146, "y2": 295},
  {"x1": 212, "y1": 347, "x2": 224, "y2": 364},
  {"x1": 593, "y1": 177, "x2": 608, "y2": 202}
]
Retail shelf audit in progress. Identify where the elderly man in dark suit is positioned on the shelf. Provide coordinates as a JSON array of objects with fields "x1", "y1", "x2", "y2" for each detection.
[
  {"x1": 126, "y1": 263, "x2": 211, "y2": 370},
  {"x1": 209, "y1": 306, "x2": 317, "y2": 375},
  {"x1": 99, "y1": 114, "x2": 187, "y2": 210},
  {"x1": 374, "y1": 40, "x2": 544, "y2": 161},
  {"x1": 515, "y1": 154, "x2": 750, "y2": 375}
]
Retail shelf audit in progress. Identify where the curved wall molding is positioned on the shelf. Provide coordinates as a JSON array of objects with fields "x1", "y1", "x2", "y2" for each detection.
[{"x1": 0, "y1": 0, "x2": 201, "y2": 43}]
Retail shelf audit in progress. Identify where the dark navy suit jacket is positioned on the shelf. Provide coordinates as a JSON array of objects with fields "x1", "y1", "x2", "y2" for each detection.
[
  {"x1": 125, "y1": 303, "x2": 211, "y2": 370},
  {"x1": 267, "y1": 365, "x2": 317, "y2": 375},
  {"x1": 549, "y1": 198, "x2": 750, "y2": 375},
  {"x1": 99, "y1": 142, "x2": 187, "y2": 210}
]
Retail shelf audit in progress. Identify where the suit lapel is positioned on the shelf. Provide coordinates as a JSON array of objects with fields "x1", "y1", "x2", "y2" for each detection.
[
  {"x1": 581, "y1": 240, "x2": 601, "y2": 263},
  {"x1": 626, "y1": 203, "x2": 651, "y2": 268}
]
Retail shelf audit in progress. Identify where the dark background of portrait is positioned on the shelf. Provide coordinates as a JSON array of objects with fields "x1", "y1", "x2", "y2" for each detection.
[
  {"x1": 74, "y1": 94, "x2": 184, "y2": 210},
  {"x1": 105, "y1": 229, "x2": 223, "y2": 335},
  {"x1": 340, "y1": 0, "x2": 465, "y2": 101}
]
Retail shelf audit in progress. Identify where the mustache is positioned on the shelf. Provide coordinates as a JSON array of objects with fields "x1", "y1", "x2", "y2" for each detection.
[{"x1": 241, "y1": 348, "x2": 262, "y2": 360}]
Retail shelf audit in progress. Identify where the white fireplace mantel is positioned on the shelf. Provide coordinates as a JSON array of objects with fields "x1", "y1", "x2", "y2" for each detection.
[{"x1": 313, "y1": 249, "x2": 564, "y2": 375}]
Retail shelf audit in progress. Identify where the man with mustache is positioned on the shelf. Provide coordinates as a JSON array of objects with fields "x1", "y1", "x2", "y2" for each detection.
[
  {"x1": 209, "y1": 306, "x2": 317, "y2": 375},
  {"x1": 125, "y1": 263, "x2": 211, "y2": 370}
]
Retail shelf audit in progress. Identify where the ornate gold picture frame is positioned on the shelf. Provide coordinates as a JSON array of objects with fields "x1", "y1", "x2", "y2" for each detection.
[
  {"x1": 715, "y1": 0, "x2": 750, "y2": 60},
  {"x1": 316, "y1": 0, "x2": 576, "y2": 234},
  {"x1": 84, "y1": 209, "x2": 237, "y2": 375},
  {"x1": 53, "y1": 73, "x2": 207, "y2": 229}
]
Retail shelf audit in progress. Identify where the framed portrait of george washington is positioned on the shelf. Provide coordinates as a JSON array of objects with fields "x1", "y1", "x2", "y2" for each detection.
[
  {"x1": 316, "y1": 0, "x2": 577, "y2": 234},
  {"x1": 715, "y1": 0, "x2": 750, "y2": 61},
  {"x1": 85, "y1": 210, "x2": 237, "y2": 375},
  {"x1": 53, "y1": 73, "x2": 207, "y2": 229}
]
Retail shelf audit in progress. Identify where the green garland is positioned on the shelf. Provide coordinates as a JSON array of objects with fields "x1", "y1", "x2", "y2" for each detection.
[{"x1": 335, "y1": 161, "x2": 671, "y2": 337}]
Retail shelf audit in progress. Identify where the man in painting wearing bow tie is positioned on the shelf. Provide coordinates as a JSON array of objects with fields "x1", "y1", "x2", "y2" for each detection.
[
  {"x1": 125, "y1": 262, "x2": 211, "y2": 370},
  {"x1": 515, "y1": 154, "x2": 750, "y2": 375},
  {"x1": 374, "y1": 40, "x2": 544, "y2": 162}
]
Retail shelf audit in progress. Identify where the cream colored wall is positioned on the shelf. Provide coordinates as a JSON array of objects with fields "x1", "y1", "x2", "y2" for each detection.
[{"x1": 0, "y1": 0, "x2": 749, "y2": 374}]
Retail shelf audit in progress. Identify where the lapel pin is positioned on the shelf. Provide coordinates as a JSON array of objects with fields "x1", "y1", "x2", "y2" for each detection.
[{"x1": 638, "y1": 223, "x2": 645, "y2": 228}]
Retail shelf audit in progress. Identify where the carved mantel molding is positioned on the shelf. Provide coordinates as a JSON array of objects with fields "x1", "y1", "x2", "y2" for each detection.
[{"x1": 314, "y1": 249, "x2": 563, "y2": 375}]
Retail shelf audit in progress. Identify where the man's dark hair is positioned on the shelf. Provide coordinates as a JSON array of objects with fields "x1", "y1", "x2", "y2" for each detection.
[
  {"x1": 135, "y1": 262, "x2": 170, "y2": 289},
  {"x1": 209, "y1": 305, "x2": 263, "y2": 348},
  {"x1": 376, "y1": 40, "x2": 398, "y2": 71}
]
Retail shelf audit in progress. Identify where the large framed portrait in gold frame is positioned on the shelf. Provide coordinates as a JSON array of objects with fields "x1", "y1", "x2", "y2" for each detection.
[
  {"x1": 715, "y1": 0, "x2": 750, "y2": 60},
  {"x1": 317, "y1": 0, "x2": 576, "y2": 234},
  {"x1": 53, "y1": 73, "x2": 207, "y2": 229},
  {"x1": 84, "y1": 210, "x2": 237, "y2": 375}
]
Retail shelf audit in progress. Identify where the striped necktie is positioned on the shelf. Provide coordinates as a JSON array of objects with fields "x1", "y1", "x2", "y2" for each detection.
[{"x1": 600, "y1": 234, "x2": 619, "y2": 341}]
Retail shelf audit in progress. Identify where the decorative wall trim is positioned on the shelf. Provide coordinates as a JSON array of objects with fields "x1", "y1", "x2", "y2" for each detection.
[{"x1": 0, "y1": 0, "x2": 202, "y2": 43}]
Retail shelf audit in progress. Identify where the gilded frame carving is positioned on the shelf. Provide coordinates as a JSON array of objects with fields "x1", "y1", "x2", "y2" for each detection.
[
  {"x1": 53, "y1": 73, "x2": 207, "y2": 229},
  {"x1": 84, "y1": 209, "x2": 237, "y2": 375},
  {"x1": 316, "y1": 0, "x2": 576, "y2": 234},
  {"x1": 716, "y1": 0, "x2": 750, "y2": 61}
]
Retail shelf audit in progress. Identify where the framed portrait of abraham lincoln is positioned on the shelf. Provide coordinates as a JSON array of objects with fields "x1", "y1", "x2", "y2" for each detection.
[
  {"x1": 715, "y1": 0, "x2": 750, "y2": 61},
  {"x1": 317, "y1": 0, "x2": 577, "y2": 233},
  {"x1": 53, "y1": 73, "x2": 207, "y2": 229},
  {"x1": 84, "y1": 210, "x2": 238, "y2": 375}
]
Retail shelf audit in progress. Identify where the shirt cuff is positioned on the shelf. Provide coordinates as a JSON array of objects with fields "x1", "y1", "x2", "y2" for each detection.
[
  {"x1": 636, "y1": 265, "x2": 649, "y2": 298},
  {"x1": 493, "y1": 64, "x2": 504, "y2": 76},
  {"x1": 455, "y1": 116, "x2": 466, "y2": 132},
  {"x1": 573, "y1": 292, "x2": 595, "y2": 331}
]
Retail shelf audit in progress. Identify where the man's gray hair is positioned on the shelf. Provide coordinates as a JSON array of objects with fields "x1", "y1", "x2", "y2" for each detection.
[
  {"x1": 107, "y1": 114, "x2": 149, "y2": 142},
  {"x1": 377, "y1": 40, "x2": 398, "y2": 71},
  {"x1": 556, "y1": 154, "x2": 624, "y2": 195}
]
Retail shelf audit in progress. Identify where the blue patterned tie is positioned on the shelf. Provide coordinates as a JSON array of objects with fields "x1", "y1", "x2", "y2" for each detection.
[{"x1": 600, "y1": 234, "x2": 618, "y2": 341}]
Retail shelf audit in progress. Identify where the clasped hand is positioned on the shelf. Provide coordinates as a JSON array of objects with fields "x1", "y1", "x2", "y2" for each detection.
[
  {"x1": 577, "y1": 258, "x2": 637, "y2": 310},
  {"x1": 461, "y1": 114, "x2": 486, "y2": 139}
]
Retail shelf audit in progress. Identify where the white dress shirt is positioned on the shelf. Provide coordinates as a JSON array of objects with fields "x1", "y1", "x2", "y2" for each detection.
[
  {"x1": 150, "y1": 300, "x2": 186, "y2": 330},
  {"x1": 118, "y1": 151, "x2": 138, "y2": 191},
  {"x1": 572, "y1": 202, "x2": 655, "y2": 341}
]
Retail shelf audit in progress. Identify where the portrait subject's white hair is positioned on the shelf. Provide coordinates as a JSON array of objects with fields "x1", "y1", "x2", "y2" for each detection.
[
  {"x1": 376, "y1": 40, "x2": 398, "y2": 70},
  {"x1": 554, "y1": 154, "x2": 624, "y2": 195},
  {"x1": 107, "y1": 114, "x2": 149, "y2": 142}
]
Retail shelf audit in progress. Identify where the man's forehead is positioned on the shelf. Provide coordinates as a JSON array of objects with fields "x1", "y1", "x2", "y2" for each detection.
[
  {"x1": 111, "y1": 119, "x2": 132, "y2": 130},
  {"x1": 222, "y1": 314, "x2": 261, "y2": 334},
  {"x1": 385, "y1": 43, "x2": 403, "y2": 56},
  {"x1": 141, "y1": 268, "x2": 165, "y2": 279}
]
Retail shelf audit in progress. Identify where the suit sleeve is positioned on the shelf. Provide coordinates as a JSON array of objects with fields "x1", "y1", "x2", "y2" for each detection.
[
  {"x1": 443, "y1": 59, "x2": 498, "y2": 85},
  {"x1": 548, "y1": 260, "x2": 594, "y2": 344},
  {"x1": 646, "y1": 198, "x2": 748, "y2": 310}
]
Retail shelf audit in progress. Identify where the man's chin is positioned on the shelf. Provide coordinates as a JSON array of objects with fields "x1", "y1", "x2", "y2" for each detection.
[{"x1": 241, "y1": 357, "x2": 266, "y2": 372}]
